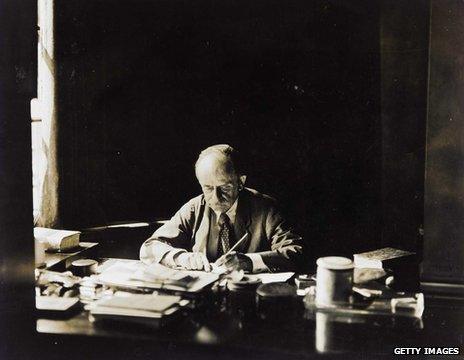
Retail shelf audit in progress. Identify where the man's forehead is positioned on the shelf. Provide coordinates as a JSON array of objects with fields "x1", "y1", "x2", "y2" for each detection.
[
  {"x1": 197, "y1": 154, "x2": 234, "y2": 174},
  {"x1": 197, "y1": 156, "x2": 236, "y2": 181}
]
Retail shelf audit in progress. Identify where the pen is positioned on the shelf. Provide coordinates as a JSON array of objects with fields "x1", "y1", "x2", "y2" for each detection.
[{"x1": 215, "y1": 232, "x2": 249, "y2": 265}]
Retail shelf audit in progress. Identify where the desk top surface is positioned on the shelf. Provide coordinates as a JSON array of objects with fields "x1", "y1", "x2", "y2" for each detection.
[
  {"x1": 36, "y1": 287, "x2": 464, "y2": 358},
  {"x1": 43, "y1": 242, "x2": 99, "y2": 270}
]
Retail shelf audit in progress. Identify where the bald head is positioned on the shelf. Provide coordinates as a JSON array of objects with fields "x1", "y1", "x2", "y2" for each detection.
[
  {"x1": 195, "y1": 144, "x2": 239, "y2": 179},
  {"x1": 195, "y1": 145, "x2": 246, "y2": 213}
]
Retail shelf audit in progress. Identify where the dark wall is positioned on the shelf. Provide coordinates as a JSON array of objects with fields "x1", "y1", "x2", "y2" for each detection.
[
  {"x1": 422, "y1": 0, "x2": 464, "y2": 284},
  {"x1": 55, "y1": 0, "x2": 382, "y2": 260},
  {"x1": 0, "y1": 0, "x2": 37, "y2": 356},
  {"x1": 380, "y1": 1, "x2": 429, "y2": 253}
]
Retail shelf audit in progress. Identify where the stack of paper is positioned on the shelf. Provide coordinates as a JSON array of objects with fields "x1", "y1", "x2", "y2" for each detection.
[
  {"x1": 96, "y1": 259, "x2": 220, "y2": 293},
  {"x1": 246, "y1": 272, "x2": 295, "y2": 284}
]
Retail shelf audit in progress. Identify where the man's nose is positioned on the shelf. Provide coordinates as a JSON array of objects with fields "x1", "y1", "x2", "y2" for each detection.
[{"x1": 212, "y1": 187, "x2": 222, "y2": 201}]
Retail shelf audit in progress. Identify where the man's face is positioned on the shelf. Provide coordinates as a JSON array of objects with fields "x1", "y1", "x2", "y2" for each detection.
[{"x1": 196, "y1": 157, "x2": 242, "y2": 213}]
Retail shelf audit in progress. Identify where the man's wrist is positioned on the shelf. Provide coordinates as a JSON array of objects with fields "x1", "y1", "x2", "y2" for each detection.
[
  {"x1": 163, "y1": 249, "x2": 187, "y2": 267},
  {"x1": 245, "y1": 253, "x2": 269, "y2": 273}
]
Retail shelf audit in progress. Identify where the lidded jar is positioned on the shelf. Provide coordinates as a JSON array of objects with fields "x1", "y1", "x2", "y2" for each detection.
[{"x1": 315, "y1": 256, "x2": 354, "y2": 307}]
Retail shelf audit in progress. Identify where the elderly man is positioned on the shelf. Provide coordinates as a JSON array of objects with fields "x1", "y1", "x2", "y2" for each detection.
[{"x1": 140, "y1": 144, "x2": 303, "y2": 273}]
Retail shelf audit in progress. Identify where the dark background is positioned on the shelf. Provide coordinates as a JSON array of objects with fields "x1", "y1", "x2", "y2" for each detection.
[
  {"x1": 56, "y1": 0, "x2": 388, "y2": 261},
  {"x1": 52, "y1": 0, "x2": 431, "y2": 263}
]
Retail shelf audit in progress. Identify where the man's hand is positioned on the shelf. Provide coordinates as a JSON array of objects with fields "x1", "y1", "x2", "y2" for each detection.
[
  {"x1": 215, "y1": 251, "x2": 253, "y2": 272},
  {"x1": 174, "y1": 252, "x2": 211, "y2": 272}
]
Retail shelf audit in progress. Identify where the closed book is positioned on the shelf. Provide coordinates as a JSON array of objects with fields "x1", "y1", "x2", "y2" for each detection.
[
  {"x1": 93, "y1": 294, "x2": 182, "y2": 313},
  {"x1": 88, "y1": 294, "x2": 189, "y2": 328},
  {"x1": 353, "y1": 247, "x2": 416, "y2": 269},
  {"x1": 34, "y1": 227, "x2": 80, "y2": 251}
]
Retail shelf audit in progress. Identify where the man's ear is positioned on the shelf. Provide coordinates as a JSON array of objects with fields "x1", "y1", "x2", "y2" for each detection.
[{"x1": 239, "y1": 175, "x2": 247, "y2": 187}]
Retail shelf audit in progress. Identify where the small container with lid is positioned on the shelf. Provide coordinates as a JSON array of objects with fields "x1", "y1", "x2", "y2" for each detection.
[
  {"x1": 315, "y1": 256, "x2": 354, "y2": 307},
  {"x1": 71, "y1": 259, "x2": 98, "y2": 277}
]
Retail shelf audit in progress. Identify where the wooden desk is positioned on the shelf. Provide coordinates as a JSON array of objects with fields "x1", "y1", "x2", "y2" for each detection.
[
  {"x1": 35, "y1": 283, "x2": 464, "y2": 359},
  {"x1": 43, "y1": 242, "x2": 99, "y2": 271}
]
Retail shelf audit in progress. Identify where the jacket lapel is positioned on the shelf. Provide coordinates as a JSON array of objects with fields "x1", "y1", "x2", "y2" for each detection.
[
  {"x1": 233, "y1": 190, "x2": 252, "y2": 253},
  {"x1": 192, "y1": 198, "x2": 210, "y2": 254}
]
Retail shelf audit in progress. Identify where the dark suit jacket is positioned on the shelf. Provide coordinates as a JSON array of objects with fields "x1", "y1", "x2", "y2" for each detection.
[{"x1": 140, "y1": 188, "x2": 303, "y2": 272}]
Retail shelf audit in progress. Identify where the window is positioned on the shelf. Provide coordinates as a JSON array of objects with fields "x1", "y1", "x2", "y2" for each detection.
[
  {"x1": 31, "y1": 100, "x2": 46, "y2": 220},
  {"x1": 32, "y1": 0, "x2": 54, "y2": 224}
]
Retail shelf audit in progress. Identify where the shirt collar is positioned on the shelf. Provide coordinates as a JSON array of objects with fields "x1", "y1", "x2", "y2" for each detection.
[{"x1": 213, "y1": 198, "x2": 238, "y2": 224}]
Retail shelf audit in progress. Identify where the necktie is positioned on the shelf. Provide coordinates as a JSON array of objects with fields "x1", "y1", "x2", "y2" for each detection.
[{"x1": 218, "y1": 213, "x2": 232, "y2": 256}]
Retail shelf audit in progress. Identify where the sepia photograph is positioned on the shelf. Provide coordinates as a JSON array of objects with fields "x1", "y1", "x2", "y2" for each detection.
[{"x1": 0, "y1": 0, "x2": 463, "y2": 359}]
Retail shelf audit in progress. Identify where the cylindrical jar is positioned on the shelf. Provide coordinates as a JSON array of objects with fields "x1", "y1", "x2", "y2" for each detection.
[{"x1": 315, "y1": 256, "x2": 353, "y2": 307}]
